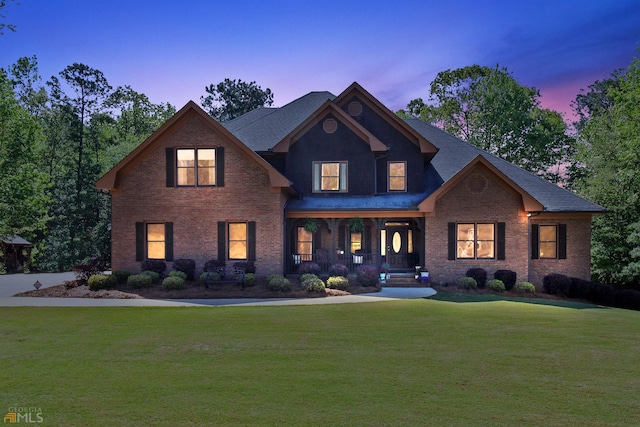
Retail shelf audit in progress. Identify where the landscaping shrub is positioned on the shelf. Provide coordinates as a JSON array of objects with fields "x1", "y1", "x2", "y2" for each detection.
[
  {"x1": 588, "y1": 282, "x2": 615, "y2": 306},
  {"x1": 356, "y1": 264, "x2": 379, "y2": 287},
  {"x1": 72, "y1": 258, "x2": 105, "y2": 284},
  {"x1": 494, "y1": 270, "x2": 517, "y2": 290},
  {"x1": 613, "y1": 289, "x2": 640, "y2": 311},
  {"x1": 169, "y1": 270, "x2": 187, "y2": 280},
  {"x1": 243, "y1": 273, "x2": 255, "y2": 287},
  {"x1": 303, "y1": 276, "x2": 325, "y2": 293},
  {"x1": 568, "y1": 277, "x2": 592, "y2": 300},
  {"x1": 267, "y1": 274, "x2": 291, "y2": 292},
  {"x1": 328, "y1": 263, "x2": 349, "y2": 278},
  {"x1": 204, "y1": 259, "x2": 225, "y2": 272},
  {"x1": 162, "y1": 276, "x2": 185, "y2": 290},
  {"x1": 233, "y1": 261, "x2": 256, "y2": 274},
  {"x1": 326, "y1": 276, "x2": 349, "y2": 290},
  {"x1": 141, "y1": 259, "x2": 166, "y2": 274},
  {"x1": 87, "y1": 274, "x2": 116, "y2": 291},
  {"x1": 172, "y1": 259, "x2": 196, "y2": 280},
  {"x1": 466, "y1": 268, "x2": 487, "y2": 288},
  {"x1": 113, "y1": 269, "x2": 131, "y2": 284},
  {"x1": 487, "y1": 279, "x2": 505, "y2": 292},
  {"x1": 298, "y1": 262, "x2": 321, "y2": 276},
  {"x1": 200, "y1": 271, "x2": 220, "y2": 283},
  {"x1": 300, "y1": 273, "x2": 319, "y2": 284},
  {"x1": 514, "y1": 281, "x2": 536, "y2": 294},
  {"x1": 127, "y1": 273, "x2": 153, "y2": 288},
  {"x1": 543, "y1": 273, "x2": 571, "y2": 296},
  {"x1": 141, "y1": 270, "x2": 160, "y2": 283},
  {"x1": 458, "y1": 276, "x2": 478, "y2": 289}
]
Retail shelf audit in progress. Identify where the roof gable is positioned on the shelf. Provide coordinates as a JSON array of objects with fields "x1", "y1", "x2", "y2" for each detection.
[
  {"x1": 271, "y1": 100, "x2": 387, "y2": 153},
  {"x1": 334, "y1": 82, "x2": 439, "y2": 159},
  {"x1": 96, "y1": 101, "x2": 292, "y2": 191}
]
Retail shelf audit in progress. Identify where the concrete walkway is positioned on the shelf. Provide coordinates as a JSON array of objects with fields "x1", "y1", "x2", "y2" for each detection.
[{"x1": 0, "y1": 272, "x2": 436, "y2": 307}]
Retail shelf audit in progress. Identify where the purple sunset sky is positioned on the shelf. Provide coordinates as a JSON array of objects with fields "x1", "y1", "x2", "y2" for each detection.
[{"x1": 1, "y1": 0, "x2": 638, "y2": 120}]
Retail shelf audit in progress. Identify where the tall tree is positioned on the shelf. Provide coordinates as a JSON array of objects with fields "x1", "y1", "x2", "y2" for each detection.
[
  {"x1": 574, "y1": 57, "x2": 640, "y2": 288},
  {"x1": 401, "y1": 65, "x2": 574, "y2": 182},
  {"x1": 0, "y1": 0, "x2": 17, "y2": 35},
  {"x1": 201, "y1": 78, "x2": 273, "y2": 122}
]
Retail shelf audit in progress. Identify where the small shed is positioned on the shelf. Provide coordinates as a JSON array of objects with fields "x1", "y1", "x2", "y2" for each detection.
[{"x1": 1, "y1": 235, "x2": 32, "y2": 273}]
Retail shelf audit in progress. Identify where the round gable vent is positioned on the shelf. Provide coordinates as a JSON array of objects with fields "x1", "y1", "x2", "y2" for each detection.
[
  {"x1": 466, "y1": 174, "x2": 488, "y2": 194},
  {"x1": 323, "y1": 118, "x2": 338, "y2": 134},
  {"x1": 348, "y1": 101, "x2": 363, "y2": 116}
]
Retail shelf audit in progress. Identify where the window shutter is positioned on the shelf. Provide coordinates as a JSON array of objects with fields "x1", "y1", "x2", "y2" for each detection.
[
  {"x1": 447, "y1": 223, "x2": 456, "y2": 260},
  {"x1": 166, "y1": 148, "x2": 175, "y2": 187},
  {"x1": 248, "y1": 221, "x2": 256, "y2": 262},
  {"x1": 165, "y1": 222, "x2": 174, "y2": 262},
  {"x1": 558, "y1": 224, "x2": 567, "y2": 260},
  {"x1": 531, "y1": 224, "x2": 539, "y2": 259},
  {"x1": 216, "y1": 147, "x2": 224, "y2": 187},
  {"x1": 313, "y1": 163, "x2": 320, "y2": 192},
  {"x1": 136, "y1": 222, "x2": 144, "y2": 262},
  {"x1": 497, "y1": 222, "x2": 506, "y2": 260},
  {"x1": 340, "y1": 162, "x2": 347, "y2": 191},
  {"x1": 218, "y1": 221, "x2": 226, "y2": 261}
]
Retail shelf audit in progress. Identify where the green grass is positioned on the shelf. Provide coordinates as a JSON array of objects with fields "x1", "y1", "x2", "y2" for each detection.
[{"x1": 1, "y1": 300, "x2": 639, "y2": 426}]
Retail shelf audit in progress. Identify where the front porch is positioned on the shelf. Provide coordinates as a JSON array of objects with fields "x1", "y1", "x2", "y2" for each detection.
[{"x1": 285, "y1": 216, "x2": 424, "y2": 275}]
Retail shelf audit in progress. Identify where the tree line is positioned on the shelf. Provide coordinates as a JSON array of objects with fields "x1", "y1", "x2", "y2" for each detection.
[{"x1": 1, "y1": 52, "x2": 639, "y2": 289}]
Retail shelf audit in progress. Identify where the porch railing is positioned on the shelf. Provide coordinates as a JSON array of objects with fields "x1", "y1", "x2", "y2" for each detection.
[{"x1": 288, "y1": 252, "x2": 379, "y2": 274}]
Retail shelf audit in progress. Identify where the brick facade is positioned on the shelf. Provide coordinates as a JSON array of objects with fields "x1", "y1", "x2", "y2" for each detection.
[{"x1": 110, "y1": 112, "x2": 287, "y2": 277}]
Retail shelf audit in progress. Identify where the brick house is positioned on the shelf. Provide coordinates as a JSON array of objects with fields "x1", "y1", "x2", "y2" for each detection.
[{"x1": 97, "y1": 83, "x2": 605, "y2": 285}]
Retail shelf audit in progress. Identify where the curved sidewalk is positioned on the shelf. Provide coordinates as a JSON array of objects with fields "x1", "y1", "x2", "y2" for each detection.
[{"x1": 0, "y1": 272, "x2": 435, "y2": 307}]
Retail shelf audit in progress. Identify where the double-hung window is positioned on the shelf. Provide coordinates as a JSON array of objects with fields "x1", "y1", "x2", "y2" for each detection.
[
  {"x1": 313, "y1": 161, "x2": 347, "y2": 192},
  {"x1": 176, "y1": 148, "x2": 216, "y2": 186},
  {"x1": 228, "y1": 222, "x2": 248, "y2": 260},
  {"x1": 146, "y1": 223, "x2": 165, "y2": 259},
  {"x1": 456, "y1": 223, "x2": 495, "y2": 259},
  {"x1": 388, "y1": 161, "x2": 406, "y2": 192}
]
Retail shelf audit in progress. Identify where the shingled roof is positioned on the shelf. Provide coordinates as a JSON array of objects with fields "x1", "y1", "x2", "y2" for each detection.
[{"x1": 224, "y1": 88, "x2": 605, "y2": 214}]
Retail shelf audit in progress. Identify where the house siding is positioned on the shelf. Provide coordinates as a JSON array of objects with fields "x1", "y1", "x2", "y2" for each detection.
[
  {"x1": 424, "y1": 168, "x2": 529, "y2": 285},
  {"x1": 110, "y1": 113, "x2": 286, "y2": 277}
]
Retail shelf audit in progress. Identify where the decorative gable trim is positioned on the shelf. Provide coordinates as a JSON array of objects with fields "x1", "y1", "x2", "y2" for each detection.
[
  {"x1": 418, "y1": 154, "x2": 544, "y2": 213},
  {"x1": 271, "y1": 100, "x2": 387, "y2": 153},
  {"x1": 334, "y1": 82, "x2": 439, "y2": 159},
  {"x1": 96, "y1": 101, "x2": 292, "y2": 191}
]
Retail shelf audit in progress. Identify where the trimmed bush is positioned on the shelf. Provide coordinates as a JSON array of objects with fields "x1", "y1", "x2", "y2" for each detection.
[
  {"x1": 162, "y1": 276, "x2": 185, "y2": 290},
  {"x1": 72, "y1": 258, "x2": 105, "y2": 284},
  {"x1": 328, "y1": 263, "x2": 349, "y2": 278},
  {"x1": 141, "y1": 270, "x2": 160, "y2": 283},
  {"x1": 88, "y1": 274, "x2": 117, "y2": 291},
  {"x1": 568, "y1": 277, "x2": 592, "y2": 300},
  {"x1": 169, "y1": 270, "x2": 187, "y2": 280},
  {"x1": 543, "y1": 273, "x2": 571, "y2": 296},
  {"x1": 514, "y1": 281, "x2": 536, "y2": 294},
  {"x1": 494, "y1": 270, "x2": 517, "y2": 290},
  {"x1": 113, "y1": 269, "x2": 131, "y2": 284},
  {"x1": 127, "y1": 273, "x2": 153, "y2": 288},
  {"x1": 588, "y1": 282, "x2": 615, "y2": 306},
  {"x1": 303, "y1": 277, "x2": 325, "y2": 293},
  {"x1": 244, "y1": 273, "x2": 255, "y2": 287},
  {"x1": 466, "y1": 268, "x2": 487, "y2": 288},
  {"x1": 200, "y1": 271, "x2": 221, "y2": 283},
  {"x1": 458, "y1": 276, "x2": 478, "y2": 290},
  {"x1": 300, "y1": 273, "x2": 319, "y2": 284},
  {"x1": 356, "y1": 264, "x2": 379, "y2": 287},
  {"x1": 141, "y1": 259, "x2": 166, "y2": 274},
  {"x1": 487, "y1": 279, "x2": 505, "y2": 292},
  {"x1": 172, "y1": 259, "x2": 196, "y2": 280},
  {"x1": 613, "y1": 289, "x2": 640, "y2": 311},
  {"x1": 298, "y1": 262, "x2": 321, "y2": 276},
  {"x1": 267, "y1": 274, "x2": 291, "y2": 292},
  {"x1": 233, "y1": 261, "x2": 256, "y2": 274},
  {"x1": 327, "y1": 276, "x2": 349, "y2": 290}
]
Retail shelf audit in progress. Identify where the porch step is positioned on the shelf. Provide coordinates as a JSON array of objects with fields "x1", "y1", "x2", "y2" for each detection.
[{"x1": 383, "y1": 272, "x2": 427, "y2": 288}]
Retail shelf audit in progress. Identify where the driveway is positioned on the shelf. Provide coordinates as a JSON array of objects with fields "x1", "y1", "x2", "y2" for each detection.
[{"x1": 0, "y1": 272, "x2": 436, "y2": 307}]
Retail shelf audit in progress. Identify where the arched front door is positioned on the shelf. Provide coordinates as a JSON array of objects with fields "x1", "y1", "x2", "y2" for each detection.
[{"x1": 386, "y1": 224, "x2": 408, "y2": 270}]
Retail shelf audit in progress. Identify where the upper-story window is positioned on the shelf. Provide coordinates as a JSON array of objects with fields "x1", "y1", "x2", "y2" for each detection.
[
  {"x1": 388, "y1": 161, "x2": 406, "y2": 192},
  {"x1": 313, "y1": 161, "x2": 348, "y2": 192},
  {"x1": 176, "y1": 148, "x2": 216, "y2": 186}
]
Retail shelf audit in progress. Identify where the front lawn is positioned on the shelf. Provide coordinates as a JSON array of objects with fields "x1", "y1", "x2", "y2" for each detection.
[{"x1": 1, "y1": 299, "x2": 639, "y2": 426}]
